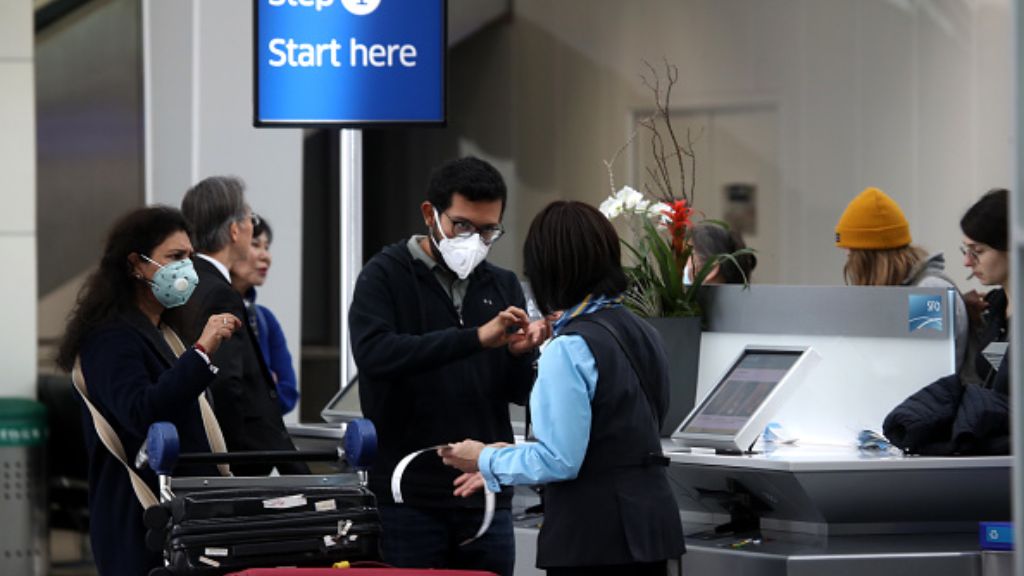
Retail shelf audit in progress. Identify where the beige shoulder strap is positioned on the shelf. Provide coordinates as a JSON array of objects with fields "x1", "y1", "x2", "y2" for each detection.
[
  {"x1": 71, "y1": 358, "x2": 159, "y2": 509},
  {"x1": 160, "y1": 324, "x2": 232, "y2": 477}
]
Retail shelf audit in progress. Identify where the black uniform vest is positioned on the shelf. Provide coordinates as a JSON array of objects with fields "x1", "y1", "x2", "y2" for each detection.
[{"x1": 536, "y1": 308, "x2": 686, "y2": 568}]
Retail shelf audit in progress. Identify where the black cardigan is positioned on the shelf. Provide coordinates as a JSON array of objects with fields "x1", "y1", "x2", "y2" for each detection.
[
  {"x1": 348, "y1": 241, "x2": 535, "y2": 508},
  {"x1": 77, "y1": 309, "x2": 217, "y2": 575}
]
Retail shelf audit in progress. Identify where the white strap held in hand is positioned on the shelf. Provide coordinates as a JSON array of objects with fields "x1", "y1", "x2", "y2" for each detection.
[
  {"x1": 390, "y1": 446, "x2": 495, "y2": 546},
  {"x1": 160, "y1": 324, "x2": 232, "y2": 477}
]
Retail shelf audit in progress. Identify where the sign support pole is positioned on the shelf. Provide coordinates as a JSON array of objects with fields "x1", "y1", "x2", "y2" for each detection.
[
  {"x1": 340, "y1": 128, "x2": 362, "y2": 391},
  {"x1": 1012, "y1": 2, "x2": 1023, "y2": 573}
]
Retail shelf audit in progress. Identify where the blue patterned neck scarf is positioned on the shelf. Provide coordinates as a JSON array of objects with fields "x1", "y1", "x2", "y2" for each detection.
[{"x1": 552, "y1": 293, "x2": 625, "y2": 335}]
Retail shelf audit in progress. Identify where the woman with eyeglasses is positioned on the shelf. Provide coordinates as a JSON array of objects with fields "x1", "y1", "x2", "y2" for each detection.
[
  {"x1": 959, "y1": 188, "x2": 1010, "y2": 390},
  {"x1": 56, "y1": 206, "x2": 242, "y2": 576},
  {"x1": 835, "y1": 186, "x2": 969, "y2": 370},
  {"x1": 882, "y1": 189, "x2": 1010, "y2": 455}
]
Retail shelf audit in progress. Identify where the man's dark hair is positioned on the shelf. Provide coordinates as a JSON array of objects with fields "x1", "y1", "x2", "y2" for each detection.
[
  {"x1": 182, "y1": 176, "x2": 249, "y2": 253},
  {"x1": 960, "y1": 188, "x2": 1009, "y2": 251},
  {"x1": 426, "y1": 157, "x2": 507, "y2": 214},
  {"x1": 524, "y1": 201, "x2": 628, "y2": 314},
  {"x1": 690, "y1": 222, "x2": 757, "y2": 284}
]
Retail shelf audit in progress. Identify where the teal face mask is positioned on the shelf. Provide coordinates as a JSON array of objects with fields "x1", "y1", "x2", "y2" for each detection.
[{"x1": 141, "y1": 254, "x2": 199, "y2": 308}]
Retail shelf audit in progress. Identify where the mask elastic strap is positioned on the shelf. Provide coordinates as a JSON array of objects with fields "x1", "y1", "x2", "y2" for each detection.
[
  {"x1": 432, "y1": 208, "x2": 453, "y2": 241},
  {"x1": 140, "y1": 253, "x2": 162, "y2": 269}
]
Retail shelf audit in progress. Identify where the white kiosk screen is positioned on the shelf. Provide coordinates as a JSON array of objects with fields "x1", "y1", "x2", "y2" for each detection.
[
  {"x1": 681, "y1": 350, "x2": 801, "y2": 435},
  {"x1": 674, "y1": 347, "x2": 818, "y2": 452}
]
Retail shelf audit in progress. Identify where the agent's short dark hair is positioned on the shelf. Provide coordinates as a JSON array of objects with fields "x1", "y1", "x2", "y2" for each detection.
[
  {"x1": 960, "y1": 188, "x2": 1009, "y2": 251},
  {"x1": 426, "y1": 157, "x2": 507, "y2": 214},
  {"x1": 524, "y1": 201, "x2": 628, "y2": 314},
  {"x1": 254, "y1": 214, "x2": 273, "y2": 244},
  {"x1": 689, "y1": 223, "x2": 757, "y2": 284},
  {"x1": 182, "y1": 176, "x2": 249, "y2": 253},
  {"x1": 57, "y1": 206, "x2": 189, "y2": 371}
]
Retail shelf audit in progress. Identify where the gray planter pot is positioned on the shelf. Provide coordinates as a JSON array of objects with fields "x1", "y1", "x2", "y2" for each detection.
[{"x1": 645, "y1": 316, "x2": 702, "y2": 436}]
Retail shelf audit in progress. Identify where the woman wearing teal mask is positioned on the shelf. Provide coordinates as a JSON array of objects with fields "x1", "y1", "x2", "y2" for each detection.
[{"x1": 57, "y1": 206, "x2": 242, "y2": 576}]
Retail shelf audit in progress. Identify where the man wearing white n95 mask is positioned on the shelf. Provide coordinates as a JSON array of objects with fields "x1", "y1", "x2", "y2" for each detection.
[{"x1": 348, "y1": 157, "x2": 549, "y2": 576}]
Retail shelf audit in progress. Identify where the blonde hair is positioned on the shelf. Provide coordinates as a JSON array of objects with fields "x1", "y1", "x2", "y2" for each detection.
[{"x1": 843, "y1": 245, "x2": 928, "y2": 286}]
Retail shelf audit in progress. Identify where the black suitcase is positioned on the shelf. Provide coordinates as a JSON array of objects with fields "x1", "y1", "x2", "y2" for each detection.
[
  {"x1": 167, "y1": 485, "x2": 376, "y2": 524},
  {"x1": 141, "y1": 419, "x2": 382, "y2": 576},
  {"x1": 163, "y1": 500, "x2": 379, "y2": 573}
]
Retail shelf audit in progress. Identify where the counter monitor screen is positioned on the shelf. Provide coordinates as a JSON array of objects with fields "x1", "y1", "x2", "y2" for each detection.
[
  {"x1": 321, "y1": 376, "x2": 361, "y2": 423},
  {"x1": 674, "y1": 347, "x2": 817, "y2": 452}
]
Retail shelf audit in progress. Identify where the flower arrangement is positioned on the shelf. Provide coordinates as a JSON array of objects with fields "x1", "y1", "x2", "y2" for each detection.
[{"x1": 600, "y1": 61, "x2": 751, "y2": 318}]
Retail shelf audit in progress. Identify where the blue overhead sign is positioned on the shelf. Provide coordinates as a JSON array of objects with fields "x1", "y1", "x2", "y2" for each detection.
[{"x1": 254, "y1": 0, "x2": 446, "y2": 126}]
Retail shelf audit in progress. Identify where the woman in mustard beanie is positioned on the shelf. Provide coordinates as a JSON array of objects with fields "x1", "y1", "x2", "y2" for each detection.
[{"x1": 835, "y1": 187, "x2": 968, "y2": 369}]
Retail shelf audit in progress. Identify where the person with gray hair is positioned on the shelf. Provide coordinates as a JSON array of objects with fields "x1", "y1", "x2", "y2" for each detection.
[{"x1": 165, "y1": 175, "x2": 306, "y2": 475}]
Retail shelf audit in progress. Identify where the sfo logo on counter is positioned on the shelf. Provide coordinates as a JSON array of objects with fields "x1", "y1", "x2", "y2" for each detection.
[
  {"x1": 256, "y1": 0, "x2": 446, "y2": 126},
  {"x1": 908, "y1": 294, "x2": 944, "y2": 333}
]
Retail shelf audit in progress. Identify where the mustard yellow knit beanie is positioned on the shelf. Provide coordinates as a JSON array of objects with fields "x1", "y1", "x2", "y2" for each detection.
[{"x1": 835, "y1": 187, "x2": 911, "y2": 249}]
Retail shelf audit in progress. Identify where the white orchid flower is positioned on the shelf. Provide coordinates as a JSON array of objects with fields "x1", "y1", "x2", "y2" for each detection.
[
  {"x1": 616, "y1": 186, "x2": 649, "y2": 213},
  {"x1": 648, "y1": 202, "x2": 672, "y2": 228},
  {"x1": 599, "y1": 195, "x2": 624, "y2": 219}
]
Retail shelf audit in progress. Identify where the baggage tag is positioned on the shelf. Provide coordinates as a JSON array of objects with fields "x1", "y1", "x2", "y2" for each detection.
[
  {"x1": 263, "y1": 494, "x2": 307, "y2": 509},
  {"x1": 204, "y1": 547, "x2": 229, "y2": 558},
  {"x1": 315, "y1": 499, "x2": 338, "y2": 512},
  {"x1": 338, "y1": 519, "x2": 353, "y2": 537}
]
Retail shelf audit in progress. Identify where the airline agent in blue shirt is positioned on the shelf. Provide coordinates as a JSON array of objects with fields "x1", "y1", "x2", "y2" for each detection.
[{"x1": 440, "y1": 201, "x2": 686, "y2": 576}]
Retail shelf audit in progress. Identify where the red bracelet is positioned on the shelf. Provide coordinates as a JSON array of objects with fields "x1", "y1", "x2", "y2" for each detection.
[{"x1": 193, "y1": 343, "x2": 208, "y2": 356}]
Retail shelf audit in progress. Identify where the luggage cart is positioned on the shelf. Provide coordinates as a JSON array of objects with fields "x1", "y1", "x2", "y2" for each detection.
[{"x1": 139, "y1": 418, "x2": 382, "y2": 576}]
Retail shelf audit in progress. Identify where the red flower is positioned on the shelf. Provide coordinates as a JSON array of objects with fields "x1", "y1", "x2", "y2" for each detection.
[{"x1": 662, "y1": 200, "x2": 692, "y2": 258}]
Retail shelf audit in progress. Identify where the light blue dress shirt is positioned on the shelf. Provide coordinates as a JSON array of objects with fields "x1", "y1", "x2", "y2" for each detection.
[{"x1": 478, "y1": 334, "x2": 598, "y2": 492}]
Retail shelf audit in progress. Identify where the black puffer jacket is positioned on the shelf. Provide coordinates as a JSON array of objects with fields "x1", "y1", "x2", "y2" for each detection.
[{"x1": 883, "y1": 359, "x2": 1010, "y2": 455}]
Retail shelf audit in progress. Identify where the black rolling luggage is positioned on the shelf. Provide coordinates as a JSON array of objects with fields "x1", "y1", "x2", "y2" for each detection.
[
  {"x1": 141, "y1": 419, "x2": 382, "y2": 576},
  {"x1": 160, "y1": 486, "x2": 380, "y2": 574}
]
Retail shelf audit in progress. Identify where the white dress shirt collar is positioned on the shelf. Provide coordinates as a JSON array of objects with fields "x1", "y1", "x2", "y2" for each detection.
[{"x1": 197, "y1": 253, "x2": 231, "y2": 283}]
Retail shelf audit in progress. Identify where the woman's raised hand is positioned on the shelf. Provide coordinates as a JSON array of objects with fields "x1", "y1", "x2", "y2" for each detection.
[{"x1": 197, "y1": 313, "x2": 243, "y2": 356}]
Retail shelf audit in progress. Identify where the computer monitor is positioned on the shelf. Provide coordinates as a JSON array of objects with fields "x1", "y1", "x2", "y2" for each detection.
[
  {"x1": 673, "y1": 346, "x2": 819, "y2": 453},
  {"x1": 321, "y1": 375, "x2": 361, "y2": 423}
]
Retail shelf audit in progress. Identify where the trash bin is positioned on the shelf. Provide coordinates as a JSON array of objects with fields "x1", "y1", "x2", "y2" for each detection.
[{"x1": 0, "y1": 398, "x2": 48, "y2": 575}]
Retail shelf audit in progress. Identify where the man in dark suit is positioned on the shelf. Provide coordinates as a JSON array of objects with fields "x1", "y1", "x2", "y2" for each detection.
[{"x1": 165, "y1": 175, "x2": 305, "y2": 475}]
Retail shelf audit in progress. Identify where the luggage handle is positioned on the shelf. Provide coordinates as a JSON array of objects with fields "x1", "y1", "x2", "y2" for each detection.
[
  {"x1": 174, "y1": 448, "x2": 342, "y2": 467},
  {"x1": 142, "y1": 418, "x2": 378, "y2": 475}
]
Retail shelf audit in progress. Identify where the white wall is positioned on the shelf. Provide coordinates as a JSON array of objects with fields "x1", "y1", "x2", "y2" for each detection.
[
  {"x1": 0, "y1": 0, "x2": 37, "y2": 398},
  {"x1": 509, "y1": 0, "x2": 1014, "y2": 288},
  {"x1": 145, "y1": 0, "x2": 304, "y2": 421}
]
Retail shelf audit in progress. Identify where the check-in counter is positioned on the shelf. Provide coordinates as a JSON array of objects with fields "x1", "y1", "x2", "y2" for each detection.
[
  {"x1": 659, "y1": 285, "x2": 1012, "y2": 575},
  {"x1": 293, "y1": 285, "x2": 1011, "y2": 575},
  {"x1": 664, "y1": 445, "x2": 1011, "y2": 575}
]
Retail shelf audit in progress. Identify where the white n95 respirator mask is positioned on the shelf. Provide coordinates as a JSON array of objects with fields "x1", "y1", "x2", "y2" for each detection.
[{"x1": 432, "y1": 209, "x2": 490, "y2": 280}]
